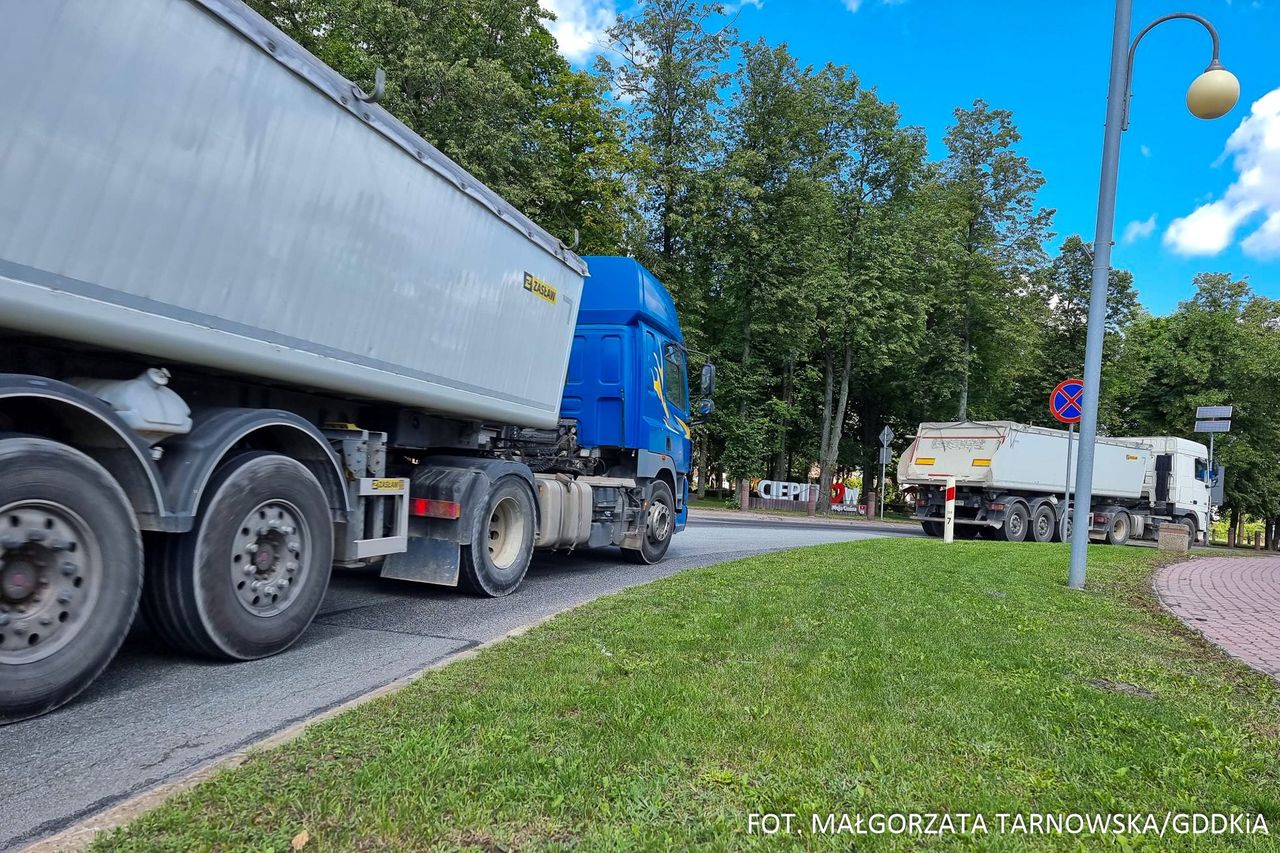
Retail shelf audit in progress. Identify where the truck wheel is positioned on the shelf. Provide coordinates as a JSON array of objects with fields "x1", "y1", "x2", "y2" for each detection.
[
  {"x1": 623, "y1": 481, "x2": 676, "y2": 564},
  {"x1": 1030, "y1": 504, "x2": 1056, "y2": 543},
  {"x1": 143, "y1": 452, "x2": 333, "y2": 660},
  {"x1": 459, "y1": 476, "x2": 535, "y2": 597},
  {"x1": 1181, "y1": 516, "x2": 1199, "y2": 545},
  {"x1": 921, "y1": 520, "x2": 943, "y2": 537},
  {"x1": 1106, "y1": 512, "x2": 1131, "y2": 546},
  {"x1": 997, "y1": 503, "x2": 1030, "y2": 543},
  {"x1": 0, "y1": 438, "x2": 142, "y2": 723}
]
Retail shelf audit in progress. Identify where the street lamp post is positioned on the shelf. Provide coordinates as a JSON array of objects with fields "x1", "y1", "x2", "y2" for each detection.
[{"x1": 1068, "y1": 2, "x2": 1239, "y2": 590}]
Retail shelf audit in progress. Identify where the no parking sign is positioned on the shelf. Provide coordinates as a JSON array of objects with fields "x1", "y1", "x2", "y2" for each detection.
[{"x1": 1051, "y1": 378, "x2": 1085, "y2": 424}]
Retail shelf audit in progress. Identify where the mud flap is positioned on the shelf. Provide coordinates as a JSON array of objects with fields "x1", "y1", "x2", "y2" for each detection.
[{"x1": 380, "y1": 537, "x2": 460, "y2": 585}]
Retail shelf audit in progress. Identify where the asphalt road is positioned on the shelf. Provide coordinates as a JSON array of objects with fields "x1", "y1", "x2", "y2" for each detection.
[{"x1": 2, "y1": 514, "x2": 917, "y2": 850}]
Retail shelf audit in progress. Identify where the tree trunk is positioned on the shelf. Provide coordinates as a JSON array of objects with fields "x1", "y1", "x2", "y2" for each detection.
[
  {"x1": 817, "y1": 344, "x2": 853, "y2": 516},
  {"x1": 957, "y1": 297, "x2": 971, "y2": 421},
  {"x1": 1227, "y1": 508, "x2": 1238, "y2": 548}
]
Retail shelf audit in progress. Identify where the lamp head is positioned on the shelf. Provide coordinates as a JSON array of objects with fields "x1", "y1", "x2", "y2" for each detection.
[{"x1": 1187, "y1": 61, "x2": 1240, "y2": 120}]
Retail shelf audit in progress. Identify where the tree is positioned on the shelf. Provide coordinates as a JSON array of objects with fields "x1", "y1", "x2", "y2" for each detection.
[
  {"x1": 941, "y1": 100, "x2": 1054, "y2": 420},
  {"x1": 1004, "y1": 235, "x2": 1138, "y2": 425},
  {"x1": 815, "y1": 89, "x2": 929, "y2": 512},
  {"x1": 599, "y1": 0, "x2": 735, "y2": 294},
  {"x1": 1109, "y1": 274, "x2": 1280, "y2": 540},
  {"x1": 706, "y1": 42, "x2": 845, "y2": 499}
]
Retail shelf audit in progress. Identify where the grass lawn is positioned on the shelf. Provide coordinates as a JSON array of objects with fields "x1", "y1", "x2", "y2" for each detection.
[{"x1": 97, "y1": 541, "x2": 1280, "y2": 850}]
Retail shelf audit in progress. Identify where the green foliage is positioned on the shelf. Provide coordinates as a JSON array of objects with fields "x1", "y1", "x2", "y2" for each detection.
[{"x1": 1110, "y1": 274, "x2": 1280, "y2": 521}]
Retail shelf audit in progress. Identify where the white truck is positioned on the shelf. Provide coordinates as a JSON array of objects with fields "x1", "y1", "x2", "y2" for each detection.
[{"x1": 899, "y1": 421, "x2": 1219, "y2": 545}]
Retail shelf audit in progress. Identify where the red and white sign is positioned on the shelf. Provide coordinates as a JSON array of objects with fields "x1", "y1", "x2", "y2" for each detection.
[{"x1": 1050, "y1": 378, "x2": 1085, "y2": 425}]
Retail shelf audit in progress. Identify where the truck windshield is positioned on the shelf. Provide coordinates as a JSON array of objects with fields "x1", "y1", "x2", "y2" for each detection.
[{"x1": 663, "y1": 344, "x2": 688, "y2": 411}]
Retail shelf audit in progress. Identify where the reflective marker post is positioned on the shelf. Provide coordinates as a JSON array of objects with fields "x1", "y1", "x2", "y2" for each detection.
[{"x1": 943, "y1": 476, "x2": 956, "y2": 544}]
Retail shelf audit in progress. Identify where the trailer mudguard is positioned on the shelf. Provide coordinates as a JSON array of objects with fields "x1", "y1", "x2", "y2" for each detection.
[
  {"x1": 0, "y1": 374, "x2": 169, "y2": 530},
  {"x1": 157, "y1": 408, "x2": 349, "y2": 526}
]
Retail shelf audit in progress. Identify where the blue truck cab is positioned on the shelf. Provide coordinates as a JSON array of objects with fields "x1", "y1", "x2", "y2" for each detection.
[{"x1": 561, "y1": 256, "x2": 704, "y2": 533}]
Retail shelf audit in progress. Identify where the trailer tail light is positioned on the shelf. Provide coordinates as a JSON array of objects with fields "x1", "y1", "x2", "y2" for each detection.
[
  {"x1": 989, "y1": 502, "x2": 1006, "y2": 511},
  {"x1": 916, "y1": 498, "x2": 927, "y2": 507},
  {"x1": 410, "y1": 498, "x2": 461, "y2": 519},
  {"x1": 1093, "y1": 513, "x2": 1109, "y2": 524},
  {"x1": 972, "y1": 458, "x2": 991, "y2": 467}
]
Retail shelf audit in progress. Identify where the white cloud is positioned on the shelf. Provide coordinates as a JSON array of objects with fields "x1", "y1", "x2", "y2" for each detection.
[
  {"x1": 842, "y1": 0, "x2": 907, "y2": 10},
  {"x1": 540, "y1": 0, "x2": 615, "y2": 64},
  {"x1": 1122, "y1": 213, "x2": 1157, "y2": 244},
  {"x1": 1164, "y1": 87, "x2": 1280, "y2": 257}
]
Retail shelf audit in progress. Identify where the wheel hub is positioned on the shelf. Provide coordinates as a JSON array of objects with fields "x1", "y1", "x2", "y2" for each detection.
[
  {"x1": 230, "y1": 501, "x2": 308, "y2": 617},
  {"x1": 487, "y1": 496, "x2": 525, "y2": 570},
  {"x1": 1, "y1": 558, "x2": 37, "y2": 601},
  {"x1": 647, "y1": 501, "x2": 672, "y2": 543},
  {"x1": 0, "y1": 501, "x2": 99, "y2": 663},
  {"x1": 1035, "y1": 514, "x2": 1051, "y2": 538}
]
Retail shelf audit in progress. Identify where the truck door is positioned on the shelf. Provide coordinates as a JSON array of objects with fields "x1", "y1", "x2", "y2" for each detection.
[
  {"x1": 1154, "y1": 454, "x2": 1171, "y2": 503},
  {"x1": 642, "y1": 329, "x2": 691, "y2": 500}
]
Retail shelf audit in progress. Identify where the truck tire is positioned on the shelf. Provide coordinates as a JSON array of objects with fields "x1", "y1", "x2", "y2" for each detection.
[
  {"x1": 996, "y1": 502, "x2": 1030, "y2": 543},
  {"x1": 1181, "y1": 516, "x2": 1199, "y2": 545},
  {"x1": 459, "y1": 476, "x2": 536, "y2": 597},
  {"x1": 1106, "y1": 512, "x2": 1131, "y2": 546},
  {"x1": 143, "y1": 452, "x2": 333, "y2": 660},
  {"x1": 1030, "y1": 504, "x2": 1056, "y2": 543},
  {"x1": 623, "y1": 480, "x2": 676, "y2": 564},
  {"x1": 1, "y1": 438, "x2": 142, "y2": 723},
  {"x1": 921, "y1": 520, "x2": 943, "y2": 537}
]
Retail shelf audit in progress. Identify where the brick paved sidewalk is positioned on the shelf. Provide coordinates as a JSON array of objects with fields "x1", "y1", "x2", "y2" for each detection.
[{"x1": 1154, "y1": 556, "x2": 1280, "y2": 680}]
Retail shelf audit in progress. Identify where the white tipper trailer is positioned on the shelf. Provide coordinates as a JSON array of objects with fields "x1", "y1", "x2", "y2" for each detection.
[
  {"x1": 0, "y1": 0, "x2": 704, "y2": 722},
  {"x1": 899, "y1": 421, "x2": 1216, "y2": 545}
]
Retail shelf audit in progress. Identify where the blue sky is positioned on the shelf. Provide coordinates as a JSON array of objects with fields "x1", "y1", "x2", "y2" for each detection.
[{"x1": 541, "y1": 0, "x2": 1280, "y2": 315}]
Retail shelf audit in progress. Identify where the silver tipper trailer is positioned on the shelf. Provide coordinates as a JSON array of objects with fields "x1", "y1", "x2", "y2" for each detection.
[
  {"x1": 899, "y1": 421, "x2": 1213, "y2": 546},
  {"x1": 0, "y1": 0, "x2": 586, "y2": 429},
  {"x1": 0, "y1": 0, "x2": 692, "y2": 723}
]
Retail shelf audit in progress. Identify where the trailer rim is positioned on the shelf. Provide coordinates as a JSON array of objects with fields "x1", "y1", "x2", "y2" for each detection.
[
  {"x1": 0, "y1": 500, "x2": 102, "y2": 664},
  {"x1": 229, "y1": 499, "x2": 312, "y2": 618}
]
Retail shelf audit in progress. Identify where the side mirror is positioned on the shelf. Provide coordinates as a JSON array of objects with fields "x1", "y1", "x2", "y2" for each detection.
[
  {"x1": 696, "y1": 398, "x2": 715, "y2": 417},
  {"x1": 700, "y1": 363, "x2": 716, "y2": 398}
]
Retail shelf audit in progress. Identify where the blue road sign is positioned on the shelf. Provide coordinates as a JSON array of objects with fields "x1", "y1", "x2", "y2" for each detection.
[{"x1": 1051, "y1": 378, "x2": 1084, "y2": 424}]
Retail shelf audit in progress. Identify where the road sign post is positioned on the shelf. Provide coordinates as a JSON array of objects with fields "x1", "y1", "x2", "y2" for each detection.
[
  {"x1": 1051, "y1": 379, "x2": 1084, "y2": 543},
  {"x1": 878, "y1": 426, "x2": 894, "y2": 521},
  {"x1": 1195, "y1": 406, "x2": 1232, "y2": 544}
]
